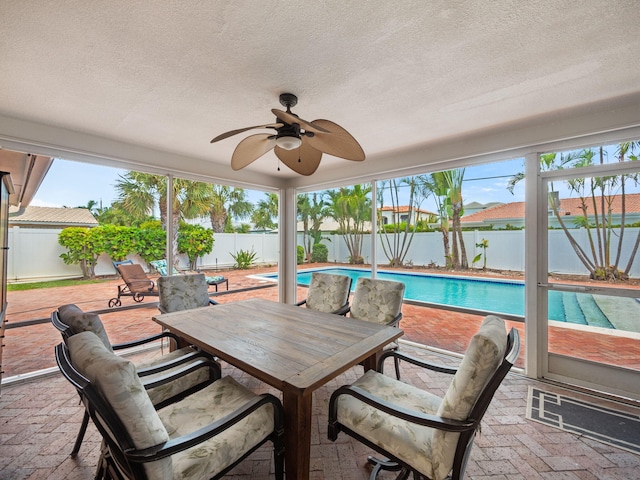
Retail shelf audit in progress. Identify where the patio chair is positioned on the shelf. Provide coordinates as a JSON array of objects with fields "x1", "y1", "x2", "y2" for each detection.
[
  {"x1": 347, "y1": 277, "x2": 405, "y2": 379},
  {"x1": 56, "y1": 331, "x2": 284, "y2": 480},
  {"x1": 52, "y1": 304, "x2": 220, "y2": 457},
  {"x1": 157, "y1": 273, "x2": 218, "y2": 314},
  {"x1": 295, "y1": 272, "x2": 352, "y2": 315},
  {"x1": 150, "y1": 258, "x2": 229, "y2": 292},
  {"x1": 109, "y1": 262, "x2": 158, "y2": 307},
  {"x1": 328, "y1": 315, "x2": 520, "y2": 480}
]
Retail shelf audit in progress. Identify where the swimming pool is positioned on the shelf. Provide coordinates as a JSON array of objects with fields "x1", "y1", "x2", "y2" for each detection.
[{"x1": 257, "y1": 267, "x2": 615, "y2": 327}]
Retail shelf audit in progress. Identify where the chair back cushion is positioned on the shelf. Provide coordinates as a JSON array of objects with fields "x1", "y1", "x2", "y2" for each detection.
[
  {"x1": 68, "y1": 331, "x2": 171, "y2": 478},
  {"x1": 306, "y1": 272, "x2": 351, "y2": 313},
  {"x1": 349, "y1": 278, "x2": 405, "y2": 324},
  {"x1": 431, "y1": 315, "x2": 507, "y2": 479},
  {"x1": 117, "y1": 263, "x2": 154, "y2": 291},
  {"x1": 158, "y1": 274, "x2": 211, "y2": 313},
  {"x1": 57, "y1": 304, "x2": 112, "y2": 350}
]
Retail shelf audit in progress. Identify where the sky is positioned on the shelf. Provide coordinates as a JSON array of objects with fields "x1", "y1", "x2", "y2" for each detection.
[{"x1": 31, "y1": 157, "x2": 528, "y2": 212}]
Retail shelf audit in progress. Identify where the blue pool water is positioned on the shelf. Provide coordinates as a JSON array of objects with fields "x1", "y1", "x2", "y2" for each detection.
[{"x1": 258, "y1": 267, "x2": 612, "y2": 326}]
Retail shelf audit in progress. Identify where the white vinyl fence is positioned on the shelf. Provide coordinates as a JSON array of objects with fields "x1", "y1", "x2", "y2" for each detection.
[{"x1": 7, "y1": 227, "x2": 640, "y2": 282}]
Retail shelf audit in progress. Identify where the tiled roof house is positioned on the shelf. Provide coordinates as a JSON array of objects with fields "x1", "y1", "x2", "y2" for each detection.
[
  {"x1": 461, "y1": 193, "x2": 640, "y2": 228},
  {"x1": 9, "y1": 206, "x2": 98, "y2": 228},
  {"x1": 378, "y1": 205, "x2": 436, "y2": 225}
]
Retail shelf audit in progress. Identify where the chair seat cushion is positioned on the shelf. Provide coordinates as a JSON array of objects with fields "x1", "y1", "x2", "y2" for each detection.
[
  {"x1": 336, "y1": 369, "x2": 443, "y2": 479},
  {"x1": 137, "y1": 347, "x2": 212, "y2": 406},
  {"x1": 205, "y1": 275, "x2": 225, "y2": 283},
  {"x1": 158, "y1": 375, "x2": 276, "y2": 479}
]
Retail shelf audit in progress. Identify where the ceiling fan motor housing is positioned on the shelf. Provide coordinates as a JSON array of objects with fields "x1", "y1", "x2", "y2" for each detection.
[{"x1": 279, "y1": 93, "x2": 298, "y2": 110}]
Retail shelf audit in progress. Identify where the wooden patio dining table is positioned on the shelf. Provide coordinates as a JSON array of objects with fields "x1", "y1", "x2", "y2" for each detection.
[{"x1": 153, "y1": 298, "x2": 403, "y2": 480}]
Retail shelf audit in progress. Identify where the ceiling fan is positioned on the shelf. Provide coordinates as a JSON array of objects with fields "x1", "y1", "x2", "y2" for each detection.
[{"x1": 211, "y1": 93, "x2": 365, "y2": 176}]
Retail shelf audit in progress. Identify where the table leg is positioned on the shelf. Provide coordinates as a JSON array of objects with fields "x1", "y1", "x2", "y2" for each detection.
[
  {"x1": 282, "y1": 386, "x2": 313, "y2": 480},
  {"x1": 361, "y1": 349, "x2": 382, "y2": 371}
]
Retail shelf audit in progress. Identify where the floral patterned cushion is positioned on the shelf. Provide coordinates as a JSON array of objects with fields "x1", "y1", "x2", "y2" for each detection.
[
  {"x1": 336, "y1": 369, "x2": 442, "y2": 477},
  {"x1": 305, "y1": 273, "x2": 351, "y2": 313},
  {"x1": 150, "y1": 259, "x2": 179, "y2": 276},
  {"x1": 158, "y1": 274, "x2": 211, "y2": 313},
  {"x1": 350, "y1": 278, "x2": 405, "y2": 324},
  {"x1": 431, "y1": 315, "x2": 507, "y2": 479},
  {"x1": 206, "y1": 275, "x2": 224, "y2": 283},
  {"x1": 58, "y1": 304, "x2": 112, "y2": 350},
  {"x1": 158, "y1": 375, "x2": 276, "y2": 479},
  {"x1": 335, "y1": 315, "x2": 507, "y2": 480},
  {"x1": 67, "y1": 331, "x2": 171, "y2": 479}
]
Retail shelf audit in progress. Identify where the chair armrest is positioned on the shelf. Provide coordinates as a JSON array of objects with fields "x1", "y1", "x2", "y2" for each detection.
[
  {"x1": 125, "y1": 392, "x2": 284, "y2": 462},
  {"x1": 329, "y1": 384, "x2": 474, "y2": 433},
  {"x1": 140, "y1": 358, "x2": 221, "y2": 391},
  {"x1": 295, "y1": 299, "x2": 307, "y2": 307},
  {"x1": 136, "y1": 350, "x2": 216, "y2": 376},
  {"x1": 376, "y1": 349, "x2": 458, "y2": 376},
  {"x1": 384, "y1": 312, "x2": 403, "y2": 328},
  {"x1": 112, "y1": 331, "x2": 181, "y2": 351},
  {"x1": 332, "y1": 303, "x2": 350, "y2": 316}
]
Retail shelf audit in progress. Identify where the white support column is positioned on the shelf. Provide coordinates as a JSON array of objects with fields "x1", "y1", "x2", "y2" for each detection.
[
  {"x1": 524, "y1": 152, "x2": 540, "y2": 378},
  {"x1": 371, "y1": 180, "x2": 377, "y2": 278},
  {"x1": 278, "y1": 186, "x2": 297, "y2": 304},
  {"x1": 166, "y1": 174, "x2": 174, "y2": 273}
]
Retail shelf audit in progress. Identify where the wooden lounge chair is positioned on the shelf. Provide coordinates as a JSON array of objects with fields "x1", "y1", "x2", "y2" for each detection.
[{"x1": 109, "y1": 262, "x2": 158, "y2": 307}]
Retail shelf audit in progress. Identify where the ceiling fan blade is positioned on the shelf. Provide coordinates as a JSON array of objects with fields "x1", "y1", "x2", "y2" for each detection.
[
  {"x1": 274, "y1": 137, "x2": 322, "y2": 176},
  {"x1": 231, "y1": 134, "x2": 276, "y2": 170},
  {"x1": 305, "y1": 119, "x2": 365, "y2": 161},
  {"x1": 211, "y1": 123, "x2": 282, "y2": 143},
  {"x1": 271, "y1": 109, "x2": 330, "y2": 134}
]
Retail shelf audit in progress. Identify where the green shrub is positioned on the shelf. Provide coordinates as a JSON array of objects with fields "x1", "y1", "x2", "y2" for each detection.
[
  {"x1": 231, "y1": 248, "x2": 257, "y2": 269},
  {"x1": 178, "y1": 223, "x2": 214, "y2": 270},
  {"x1": 311, "y1": 243, "x2": 328, "y2": 263},
  {"x1": 58, "y1": 227, "x2": 105, "y2": 279},
  {"x1": 136, "y1": 226, "x2": 166, "y2": 263},
  {"x1": 297, "y1": 245, "x2": 304, "y2": 265}
]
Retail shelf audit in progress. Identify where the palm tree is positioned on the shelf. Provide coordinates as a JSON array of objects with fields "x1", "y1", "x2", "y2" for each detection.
[
  {"x1": 251, "y1": 193, "x2": 279, "y2": 232},
  {"x1": 509, "y1": 144, "x2": 640, "y2": 281},
  {"x1": 297, "y1": 193, "x2": 328, "y2": 262},
  {"x1": 208, "y1": 185, "x2": 253, "y2": 233},
  {"x1": 115, "y1": 172, "x2": 211, "y2": 261},
  {"x1": 425, "y1": 172, "x2": 452, "y2": 268},
  {"x1": 439, "y1": 169, "x2": 467, "y2": 269},
  {"x1": 326, "y1": 184, "x2": 371, "y2": 264},
  {"x1": 377, "y1": 176, "x2": 429, "y2": 267}
]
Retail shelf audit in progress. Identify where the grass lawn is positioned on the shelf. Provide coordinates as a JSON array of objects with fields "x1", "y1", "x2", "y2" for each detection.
[{"x1": 7, "y1": 278, "x2": 108, "y2": 291}]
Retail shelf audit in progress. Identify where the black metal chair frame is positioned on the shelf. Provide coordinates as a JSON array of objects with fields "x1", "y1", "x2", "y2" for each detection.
[
  {"x1": 51, "y1": 310, "x2": 220, "y2": 457},
  {"x1": 55, "y1": 341, "x2": 285, "y2": 480},
  {"x1": 328, "y1": 327, "x2": 520, "y2": 480}
]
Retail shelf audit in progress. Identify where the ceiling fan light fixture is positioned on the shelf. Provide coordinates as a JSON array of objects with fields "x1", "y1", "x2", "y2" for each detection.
[{"x1": 275, "y1": 135, "x2": 302, "y2": 150}]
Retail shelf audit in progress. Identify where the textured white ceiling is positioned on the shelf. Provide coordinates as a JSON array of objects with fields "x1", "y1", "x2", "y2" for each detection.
[{"x1": 1, "y1": 0, "x2": 640, "y2": 188}]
